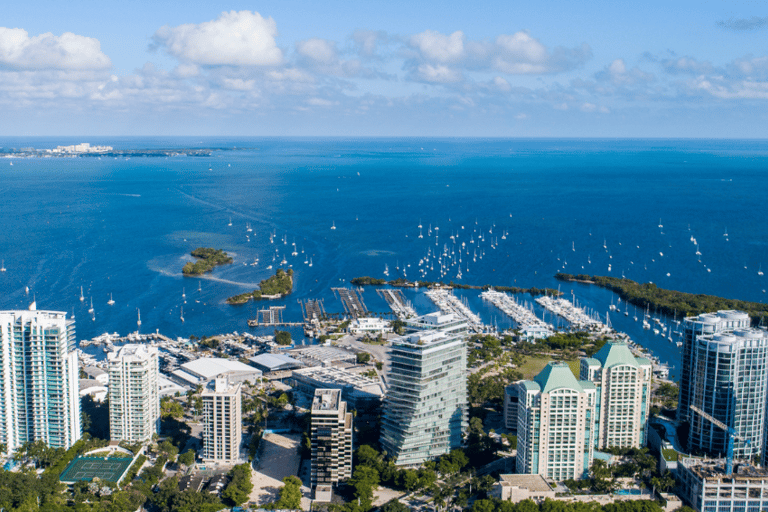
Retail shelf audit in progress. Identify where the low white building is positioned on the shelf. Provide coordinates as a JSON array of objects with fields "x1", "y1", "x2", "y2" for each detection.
[
  {"x1": 493, "y1": 474, "x2": 556, "y2": 502},
  {"x1": 79, "y1": 379, "x2": 108, "y2": 402},
  {"x1": 177, "y1": 358, "x2": 262, "y2": 386},
  {"x1": 348, "y1": 317, "x2": 392, "y2": 335}
]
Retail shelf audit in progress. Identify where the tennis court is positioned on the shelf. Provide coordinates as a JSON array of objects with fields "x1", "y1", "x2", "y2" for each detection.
[{"x1": 59, "y1": 456, "x2": 134, "y2": 484}]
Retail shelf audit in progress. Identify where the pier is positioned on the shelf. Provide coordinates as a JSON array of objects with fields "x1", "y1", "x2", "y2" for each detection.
[
  {"x1": 332, "y1": 288, "x2": 368, "y2": 318},
  {"x1": 424, "y1": 288, "x2": 485, "y2": 333},
  {"x1": 376, "y1": 288, "x2": 417, "y2": 319},
  {"x1": 247, "y1": 306, "x2": 303, "y2": 327},
  {"x1": 535, "y1": 295, "x2": 606, "y2": 331},
  {"x1": 480, "y1": 289, "x2": 553, "y2": 335},
  {"x1": 299, "y1": 299, "x2": 326, "y2": 322}
]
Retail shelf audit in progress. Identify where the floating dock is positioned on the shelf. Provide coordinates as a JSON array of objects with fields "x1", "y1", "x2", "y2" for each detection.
[
  {"x1": 376, "y1": 288, "x2": 417, "y2": 319},
  {"x1": 424, "y1": 288, "x2": 485, "y2": 333}
]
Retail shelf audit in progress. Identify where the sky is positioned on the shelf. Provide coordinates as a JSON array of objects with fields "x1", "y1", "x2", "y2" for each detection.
[{"x1": 2, "y1": 0, "x2": 768, "y2": 137}]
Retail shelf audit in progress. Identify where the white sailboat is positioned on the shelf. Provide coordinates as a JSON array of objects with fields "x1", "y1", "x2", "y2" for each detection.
[
  {"x1": 228, "y1": 217, "x2": 232, "y2": 226},
  {"x1": 309, "y1": 258, "x2": 313, "y2": 267},
  {"x1": 759, "y1": 264, "x2": 764, "y2": 277},
  {"x1": 80, "y1": 286, "x2": 85, "y2": 302},
  {"x1": 137, "y1": 309, "x2": 142, "y2": 328},
  {"x1": 88, "y1": 298, "x2": 94, "y2": 314},
  {"x1": 180, "y1": 306, "x2": 185, "y2": 323},
  {"x1": 107, "y1": 293, "x2": 115, "y2": 306},
  {"x1": 0, "y1": 260, "x2": 5, "y2": 272},
  {"x1": 331, "y1": 221, "x2": 336, "y2": 230}
]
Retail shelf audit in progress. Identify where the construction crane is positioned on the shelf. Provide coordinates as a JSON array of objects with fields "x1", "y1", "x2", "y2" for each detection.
[{"x1": 690, "y1": 404, "x2": 750, "y2": 476}]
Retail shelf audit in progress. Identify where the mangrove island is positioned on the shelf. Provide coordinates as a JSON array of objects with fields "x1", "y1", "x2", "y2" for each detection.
[
  {"x1": 227, "y1": 268, "x2": 294, "y2": 304},
  {"x1": 182, "y1": 248, "x2": 234, "y2": 276}
]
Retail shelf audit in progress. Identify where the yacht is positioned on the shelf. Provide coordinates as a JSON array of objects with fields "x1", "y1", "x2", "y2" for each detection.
[
  {"x1": 228, "y1": 217, "x2": 232, "y2": 226},
  {"x1": 180, "y1": 306, "x2": 184, "y2": 323},
  {"x1": 80, "y1": 286, "x2": 85, "y2": 302},
  {"x1": 309, "y1": 258, "x2": 313, "y2": 267},
  {"x1": 331, "y1": 221, "x2": 336, "y2": 230},
  {"x1": 88, "y1": 298, "x2": 94, "y2": 314},
  {"x1": 108, "y1": 294, "x2": 115, "y2": 306},
  {"x1": 0, "y1": 260, "x2": 5, "y2": 272}
]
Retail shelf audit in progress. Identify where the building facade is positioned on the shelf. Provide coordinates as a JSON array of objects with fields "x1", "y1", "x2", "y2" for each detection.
[
  {"x1": 0, "y1": 309, "x2": 81, "y2": 452},
  {"x1": 311, "y1": 389, "x2": 353, "y2": 499},
  {"x1": 108, "y1": 344, "x2": 160, "y2": 443},
  {"x1": 380, "y1": 313, "x2": 468, "y2": 467},
  {"x1": 201, "y1": 377, "x2": 242, "y2": 464},
  {"x1": 580, "y1": 342, "x2": 652, "y2": 449},
  {"x1": 677, "y1": 311, "x2": 767, "y2": 461},
  {"x1": 678, "y1": 458, "x2": 768, "y2": 512},
  {"x1": 516, "y1": 362, "x2": 596, "y2": 482}
]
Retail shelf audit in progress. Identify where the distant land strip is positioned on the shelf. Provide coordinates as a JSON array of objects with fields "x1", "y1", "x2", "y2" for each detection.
[
  {"x1": 555, "y1": 272, "x2": 768, "y2": 322},
  {"x1": 350, "y1": 276, "x2": 560, "y2": 296}
]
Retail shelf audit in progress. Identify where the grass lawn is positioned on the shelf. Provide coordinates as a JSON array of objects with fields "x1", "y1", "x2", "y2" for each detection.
[{"x1": 518, "y1": 355, "x2": 580, "y2": 380}]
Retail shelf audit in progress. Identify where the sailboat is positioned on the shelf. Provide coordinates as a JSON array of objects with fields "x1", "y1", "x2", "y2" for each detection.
[
  {"x1": 308, "y1": 258, "x2": 313, "y2": 267},
  {"x1": 759, "y1": 264, "x2": 764, "y2": 277},
  {"x1": 180, "y1": 306, "x2": 185, "y2": 323},
  {"x1": 331, "y1": 221, "x2": 336, "y2": 230},
  {"x1": 0, "y1": 260, "x2": 5, "y2": 272},
  {"x1": 182, "y1": 287, "x2": 186, "y2": 299},
  {"x1": 198, "y1": 281, "x2": 202, "y2": 292},
  {"x1": 137, "y1": 309, "x2": 142, "y2": 328},
  {"x1": 88, "y1": 298, "x2": 94, "y2": 314},
  {"x1": 384, "y1": 264, "x2": 389, "y2": 277},
  {"x1": 108, "y1": 293, "x2": 115, "y2": 306},
  {"x1": 80, "y1": 286, "x2": 85, "y2": 302},
  {"x1": 228, "y1": 217, "x2": 232, "y2": 227}
]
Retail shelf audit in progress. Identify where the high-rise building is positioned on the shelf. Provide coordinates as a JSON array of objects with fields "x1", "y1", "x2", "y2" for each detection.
[
  {"x1": 108, "y1": 344, "x2": 159, "y2": 443},
  {"x1": 677, "y1": 310, "x2": 767, "y2": 461},
  {"x1": 580, "y1": 342, "x2": 652, "y2": 449},
  {"x1": 380, "y1": 312, "x2": 468, "y2": 467},
  {"x1": 516, "y1": 362, "x2": 596, "y2": 481},
  {"x1": 0, "y1": 308, "x2": 81, "y2": 452},
  {"x1": 311, "y1": 389, "x2": 353, "y2": 500},
  {"x1": 201, "y1": 376, "x2": 242, "y2": 464}
]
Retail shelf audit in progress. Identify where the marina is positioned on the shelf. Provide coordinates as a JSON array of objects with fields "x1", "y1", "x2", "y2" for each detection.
[
  {"x1": 377, "y1": 288, "x2": 417, "y2": 319},
  {"x1": 480, "y1": 288, "x2": 553, "y2": 336},
  {"x1": 535, "y1": 294, "x2": 607, "y2": 332},
  {"x1": 424, "y1": 288, "x2": 485, "y2": 333}
]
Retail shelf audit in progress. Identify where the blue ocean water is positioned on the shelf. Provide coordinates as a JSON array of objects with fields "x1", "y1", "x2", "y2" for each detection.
[{"x1": 2, "y1": 137, "x2": 768, "y2": 376}]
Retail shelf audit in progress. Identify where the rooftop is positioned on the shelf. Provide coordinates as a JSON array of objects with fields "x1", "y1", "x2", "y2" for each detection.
[
  {"x1": 181, "y1": 357, "x2": 261, "y2": 380},
  {"x1": 498, "y1": 474, "x2": 553, "y2": 492},
  {"x1": 249, "y1": 353, "x2": 303, "y2": 371},
  {"x1": 533, "y1": 362, "x2": 587, "y2": 394},
  {"x1": 593, "y1": 342, "x2": 646, "y2": 369},
  {"x1": 312, "y1": 388, "x2": 343, "y2": 412},
  {"x1": 293, "y1": 366, "x2": 383, "y2": 396}
]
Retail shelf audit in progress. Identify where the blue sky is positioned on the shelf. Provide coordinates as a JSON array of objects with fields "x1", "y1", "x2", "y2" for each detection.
[{"x1": 2, "y1": 0, "x2": 768, "y2": 136}]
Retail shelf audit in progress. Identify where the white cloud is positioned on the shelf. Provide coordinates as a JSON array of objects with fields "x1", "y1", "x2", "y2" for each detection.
[
  {"x1": 493, "y1": 76, "x2": 511, "y2": 92},
  {"x1": 152, "y1": 11, "x2": 282, "y2": 66},
  {"x1": 0, "y1": 27, "x2": 111, "y2": 70},
  {"x1": 296, "y1": 38, "x2": 337, "y2": 65},
  {"x1": 173, "y1": 64, "x2": 199, "y2": 78},
  {"x1": 410, "y1": 30, "x2": 465, "y2": 63},
  {"x1": 413, "y1": 63, "x2": 463, "y2": 83},
  {"x1": 596, "y1": 58, "x2": 655, "y2": 85}
]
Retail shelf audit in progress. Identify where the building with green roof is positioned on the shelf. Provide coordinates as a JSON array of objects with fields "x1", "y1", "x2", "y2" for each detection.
[
  {"x1": 515, "y1": 362, "x2": 596, "y2": 481},
  {"x1": 580, "y1": 341, "x2": 652, "y2": 449}
]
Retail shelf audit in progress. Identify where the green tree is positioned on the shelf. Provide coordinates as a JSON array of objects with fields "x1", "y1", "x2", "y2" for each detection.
[
  {"x1": 274, "y1": 330, "x2": 292, "y2": 345},
  {"x1": 161, "y1": 397, "x2": 185, "y2": 419},
  {"x1": 356, "y1": 352, "x2": 372, "y2": 364},
  {"x1": 178, "y1": 449, "x2": 195, "y2": 467},
  {"x1": 275, "y1": 475, "x2": 302, "y2": 509},
  {"x1": 380, "y1": 499, "x2": 409, "y2": 512},
  {"x1": 349, "y1": 465, "x2": 380, "y2": 507}
]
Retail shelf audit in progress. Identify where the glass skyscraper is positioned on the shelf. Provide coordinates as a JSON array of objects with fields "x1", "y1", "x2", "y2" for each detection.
[
  {"x1": 678, "y1": 310, "x2": 768, "y2": 461},
  {"x1": 380, "y1": 312, "x2": 468, "y2": 467},
  {"x1": 0, "y1": 308, "x2": 81, "y2": 453}
]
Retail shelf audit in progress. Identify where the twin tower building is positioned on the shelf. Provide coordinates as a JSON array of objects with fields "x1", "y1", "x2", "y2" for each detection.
[{"x1": 511, "y1": 341, "x2": 652, "y2": 481}]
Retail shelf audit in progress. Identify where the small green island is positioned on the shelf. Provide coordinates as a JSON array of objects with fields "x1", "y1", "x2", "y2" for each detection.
[
  {"x1": 555, "y1": 272, "x2": 768, "y2": 321},
  {"x1": 182, "y1": 247, "x2": 234, "y2": 275},
  {"x1": 227, "y1": 268, "x2": 294, "y2": 304}
]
